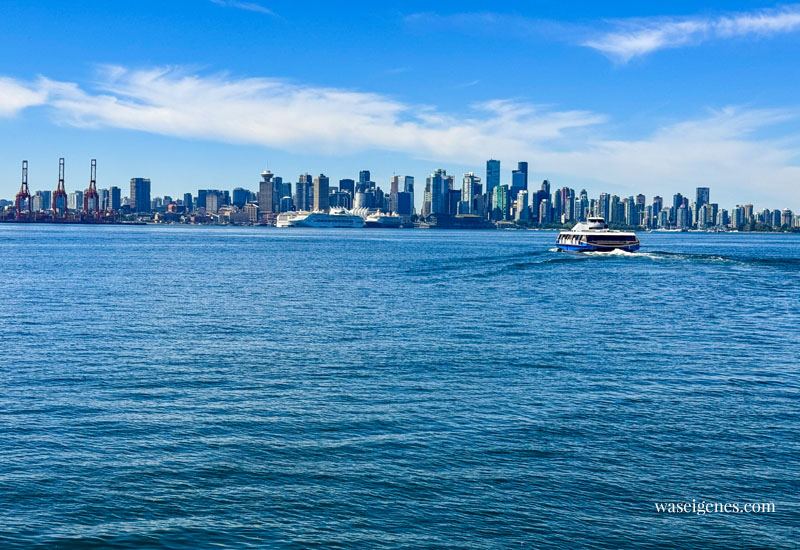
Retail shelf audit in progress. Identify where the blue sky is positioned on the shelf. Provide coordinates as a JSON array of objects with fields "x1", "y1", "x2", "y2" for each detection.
[{"x1": 1, "y1": 0, "x2": 800, "y2": 209}]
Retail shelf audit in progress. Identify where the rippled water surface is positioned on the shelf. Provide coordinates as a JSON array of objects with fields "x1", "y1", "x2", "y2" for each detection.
[{"x1": 1, "y1": 225, "x2": 799, "y2": 549}]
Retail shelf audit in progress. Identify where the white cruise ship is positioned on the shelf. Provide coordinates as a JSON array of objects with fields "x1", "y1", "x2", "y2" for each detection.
[
  {"x1": 275, "y1": 209, "x2": 365, "y2": 228},
  {"x1": 556, "y1": 217, "x2": 640, "y2": 252},
  {"x1": 364, "y1": 212, "x2": 402, "y2": 228}
]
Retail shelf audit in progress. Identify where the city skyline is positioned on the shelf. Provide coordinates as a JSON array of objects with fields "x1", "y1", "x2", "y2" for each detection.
[
  {"x1": 4, "y1": 157, "x2": 796, "y2": 230},
  {"x1": 2, "y1": 2, "x2": 800, "y2": 209}
]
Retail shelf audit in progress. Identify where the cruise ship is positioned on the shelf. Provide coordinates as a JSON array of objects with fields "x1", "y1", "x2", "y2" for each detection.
[
  {"x1": 364, "y1": 212, "x2": 403, "y2": 228},
  {"x1": 275, "y1": 209, "x2": 365, "y2": 228},
  {"x1": 556, "y1": 217, "x2": 640, "y2": 252}
]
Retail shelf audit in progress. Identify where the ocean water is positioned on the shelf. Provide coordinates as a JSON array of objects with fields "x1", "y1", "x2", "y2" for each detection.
[{"x1": 0, "y1": 225, "x2": 798, "y2": 549}]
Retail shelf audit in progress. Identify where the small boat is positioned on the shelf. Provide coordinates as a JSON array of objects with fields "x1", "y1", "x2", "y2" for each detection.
[{"x1": 556, "y1": 217, "x2": 640, "y2": 252}]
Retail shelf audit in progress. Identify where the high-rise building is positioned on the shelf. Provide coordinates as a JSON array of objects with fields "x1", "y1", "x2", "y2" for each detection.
[
  {"x1": 485, "y1": 159, "x2": 500, "y2": 210},
  {"x1": 395, "y1": 192, "x2": 412, "y2": 216},
  {"x1": 518, "y1": 161, "x2": 528, "y2": 187},
  {"x1": 696, "y1": 187, "x2": 710, "y2": 210},
  {"x1": 313, "y1": 174, "x2": 330, "y2": 211},
  {"x1": 510, "y1": 169, "x2": 526, "y2": 201},
  {"x1": 538, "y1": 198, "x2": 551, "y2": 224},
  {"x1": 427, "y1": 169, "x2": 449, "y2": 215},
  {"x1": 206, "y1": 193, "x2": 219, "y2": 213},
  {"x1": 598, "y1": 193, "x2": 610, "y2": 221},
  {"x1": 67, "y1": 190, "x2": 83, "y2": 211},
  {"x1": 515, "y1": 190, "x2": 530, "y2": 221},
  {"x1": 232, "y1": 187, "x2": 249, "y2": 208},
  {"x1": 182, "y1": 192, "x2": 192, "y2": 211},
  {"x1": 339, "y1": 179, "x2": 355, "y2": 195},
  {"x1": 357, "y1": 170, "x2": 371, "y2": 193},
  {"x1": 491, "y1": 184, "x2": 509, "y2": 220},
  {"x1": 35, "y1": 190, "x2": 52, "y2": 211},
  {"x1": 130, "y1": 178, "x2": 151, "y2": 213},
  {"x1": 296, "y1": 173, "x2": 313, "y2": 211},
  {"x1": 258, "y1": 171, "x2": 275, "y2": 215},
  {"x1": 461, "y1": 173, "x2": 482, "y2": 215}
]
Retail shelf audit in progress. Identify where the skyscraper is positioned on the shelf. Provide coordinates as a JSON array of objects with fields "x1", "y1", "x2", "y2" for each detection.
[
  {"x1": 510, "y1": 169, "x2": 526, "y2": 201},
  {"x1": 427, "y1": 169, "x2": 449, "y2": 215},
  {"x1": 296, "y1": 173, "x2": 313, "y2": 211},
  {"x1": 461, "y1": 173, "x2": 481, "y2": 215},
  {"x1": 511, "y1": 161, "x2": 528, "y2": 201},
  {"x1": 338, "y1": 179, "x2": 355, "y2": 195},
  {"x1": 313, "y1": 174, "x2": 330, "y2": 211},
  {"x1": 598, "y1": 193, "x2": 610, "y2": 221},
  {"x1": 485, "y1": 159, "x2": 500, "y2": 211},
  {"x1": 232, "y1": 187, "x2": 249, "y2": 208},
  {"x1": 258, "y1": 171, "x2": 274, "y2": 215},
  {"x1": 696, "y1": 187, "x2": 710, "y2": 210},
  {"x1": 130, "y1": 178, "x2": 151, "y2": 213},
  {"x1": 403, "y1": 176, "x2": 414, "y2": 214}
]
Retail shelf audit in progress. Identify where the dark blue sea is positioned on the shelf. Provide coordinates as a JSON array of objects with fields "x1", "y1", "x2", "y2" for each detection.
[{"x1": 1, "y1": 225, "x2": 798, "y2": 549}]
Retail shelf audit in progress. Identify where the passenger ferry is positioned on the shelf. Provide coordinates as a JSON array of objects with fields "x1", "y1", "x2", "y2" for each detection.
[
  {"x1": 556, "y1": 217, "x2": 640, "y2": 252},
  {"x1": 275, "y1": 209, "x2": 365, "y2": 228}
]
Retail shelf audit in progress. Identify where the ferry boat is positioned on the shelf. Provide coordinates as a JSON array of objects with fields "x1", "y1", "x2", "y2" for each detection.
[
  {"x1": 556, "y1": 217, "x2": 640, "y2": 252},
  {"x1": 275, "y1": 209, "x2": 365, "y2": 228}
]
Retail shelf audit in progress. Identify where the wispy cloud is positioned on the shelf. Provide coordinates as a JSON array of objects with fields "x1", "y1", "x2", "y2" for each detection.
[
  {"x1": 584, "y1": 6, "x2": 800, "y2": 62},
  {"x1": 3, "y1": 66, "x2": 799, "y2": 206},
  {"x1": 0, "y1": 77, "x2": 48, "y2": 117},
  {"x1": 209, "y1": 0, "x2": 276, "y2": 16}
]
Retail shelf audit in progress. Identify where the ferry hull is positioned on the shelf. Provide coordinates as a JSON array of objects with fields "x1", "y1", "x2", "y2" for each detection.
[{"x1": 557, "y1": 242, "x2": 640, "y2": 253}]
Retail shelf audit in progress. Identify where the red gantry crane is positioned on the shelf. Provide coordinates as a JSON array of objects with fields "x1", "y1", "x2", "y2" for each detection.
[
  {"x1": 83, "y1": 159, "x2": 99, "y2": 219},
  {"x1": 53, "y1": 157, "x2": 68, "y2": 220},
  {"x1": 15, "y1": 160, "x2": 31, "y2": 221}
]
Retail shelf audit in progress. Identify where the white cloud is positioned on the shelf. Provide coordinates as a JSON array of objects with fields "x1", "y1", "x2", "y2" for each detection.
[
  {"x1": 0, "y1": 77, "x2": 48, "y2": 117},
  {"x1": 38, "y1": 66, "x2": 606, "y2": 160},
  {"x1": 209, "y1": 0, "x2": 276, "y2": 16},
  {"x1": 584, "y1": 6, "x2": 800, "y2": 62},
  {"x1": 1, "y1": 66, "x2": 798, "y2": 207}
]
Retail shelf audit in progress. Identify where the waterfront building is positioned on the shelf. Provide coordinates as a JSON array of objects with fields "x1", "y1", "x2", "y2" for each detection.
[
  {"x1": 781, "y1": 209, "x2": 793, "y2": 226},
  {"x1": 130, "y1": 178, "x2": 151, "y2": 213},
  {"x1": 182, "y1": 192, "x2": 192, "y2": 212},
  {"x1": 243, "y1": 202, "x2": 259, "y2": 222}
]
